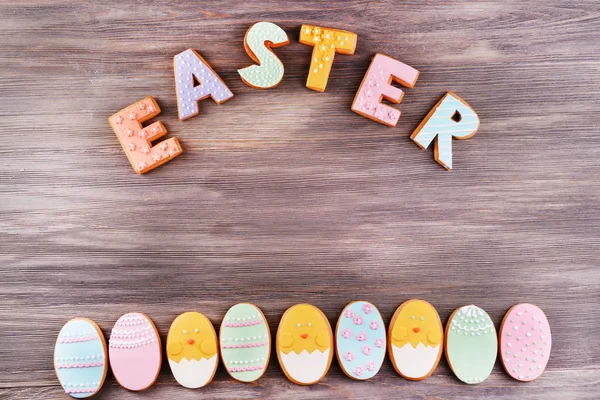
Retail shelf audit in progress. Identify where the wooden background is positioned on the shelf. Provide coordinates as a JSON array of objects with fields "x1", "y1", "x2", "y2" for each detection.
[{"x1": 1, "y1": 0, "x2": 599, "y2": 398}]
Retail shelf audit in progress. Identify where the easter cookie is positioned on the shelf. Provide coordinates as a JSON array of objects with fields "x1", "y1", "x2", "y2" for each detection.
[
  {"x1": 108, "y1": 96, "x2": 182, "y2": 174},
  {"x1": 410, "y1": 92, "x2": 480, "y2": 170},
  {"x1": 351, "y1": 53, "x2": 419, "y2": 127},
  {"x1": 54, "y1": 318, "x2": 108, "y2": 398},
  {"x1": 276, "y1": 304, "x2": 333, "y2": 385},
  {"x1": 499, "y1": 304, "x2": 551, "y2": 382},
  {"x1": 174, "y1": 49, "x2": 234, "y2": 121},
  {"x1": 109, "y1": 313, "x2": 161, "y2": 391},
  {"x1": 335, "y1": 301, "x2": 386, "y2": 380},
  {"x1": 445, "y1": 305, "x2": 497, "y2": 384},
  {"x1": 388, "y1": 299, "x2": 443, "y2": 380},
  {"x1": 167, "y1": 312, "x2": 218, "y2": 388},
  {"x1": 220, "y1": 303, "x2": 270, "y2": 382},
  {"x1": 238, "y1": 22, "x2": 290, "y2": 89},
  {"x1": 299, "y1": 25, "x2": 357, "y2": 92}
]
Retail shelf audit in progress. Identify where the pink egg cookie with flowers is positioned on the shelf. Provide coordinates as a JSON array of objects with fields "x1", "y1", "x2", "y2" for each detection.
[
  {"x1": 335, "y1": 301, "x2": 386, "y2": 380},
  {"x1": 499, "y1": 303, "x2": 551, "y2": 381},
  {"x1": 108, "y1": 312, "x2": 162, "y2": 391}
]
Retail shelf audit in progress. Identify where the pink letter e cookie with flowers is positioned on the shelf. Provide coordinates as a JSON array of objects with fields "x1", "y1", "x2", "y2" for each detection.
[{"x1": 109, "y1": 96, "x2": 182, "y2": 174}]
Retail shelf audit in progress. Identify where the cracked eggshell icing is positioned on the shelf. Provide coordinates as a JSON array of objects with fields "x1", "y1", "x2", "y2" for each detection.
[
  {"x1": 276, "y1": 304, "x2": 333, "y2": 385},
  {"x1": 445, "y1": 305, "x2": 497, "y2": 384},
  {"x1": 499, "y1": 303, "x2": 551, "y2": 382},
  {"x1": 335, "y1": 301, "x2": 386, "y2": 380},
  {"x1": 108, "y1": 313, "x2": 161, "y2": 391},
  {"x1": 167, "y1": 312, "x2": 219, "y2": 388},
  {"x1": 220, "y1": 303, "x2": 270, "y2": 382},
  {"x1": 388, "y1": 299, "x2": 443, "y2": 380},
  {"x1": 54, "y1": 318, "x2": 108, "y2": 398}
]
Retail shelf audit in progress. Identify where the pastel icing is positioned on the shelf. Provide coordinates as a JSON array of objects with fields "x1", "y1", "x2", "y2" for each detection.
[
  {"x1": 410, "y1": 92, "x2": 480, "y2": 170},
  {"x1": 108, "y1": 96, "x2": 182, "y2": 174},
  {"x1": 54, "y1": 319, "x2": 108, "y2": 398},
  {"x1": 500, "y1": 304, "x2": 551, "y2": 382},
  {"x1": 167, "y1": 312, "x2": 218, "y2": 388},
  {"x1": 277, "y1": 304, "x2": 333, "y2": 385},
  {"x1": 174, "y1": 49, "x2": 234, "y2": 121},
  {"x1": 299, "y1": 25, "x2": 357, "y2": 92},
  {"x1": 238, "y1": 22, "x2": 290, "y2": 89},
  {"x1": 446, "y1": 305, "x2": 497, "y2": 384},
  {"x1": 336, "y1": 301, "x2": 386, "y2": 380},
  {"x1": 108, "y1": 313, "x2": 161, "y2": 391},
  {"x1": 351, "y1": 53, "x2": 419, "y2": 127},
  {"x1": 388, "y1": 299, "x2": 443, "y2": 380},
  {"x1": 220, "y1": 303, "x2": 270, "y2": 382}
]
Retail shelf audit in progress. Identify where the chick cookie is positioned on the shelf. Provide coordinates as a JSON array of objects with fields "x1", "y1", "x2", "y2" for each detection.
[
  {"x1": 220, "y1": 303, "x2": 270, "y2": 382},
  {"x1": 167, "y1": 312, "x2": 219, "y2": 389},
  {"x1": 336, "y1": 301, "x2": 386, "y2": 380},
  {"x1": 54, "y1": 318, "x2": 108, "y2": 398},
  {"x1": 445, "y1": 305, "x2": 497, "y2": 384},
  {"x1": 499, "y1": 303, "x2": 551, "y2": 382},
  {"x1": 388, "y1": 300, "x2": 443, "y2": 380},
  {"x1": 276, "y1": 304, "x2": 333, "y2": 385}
]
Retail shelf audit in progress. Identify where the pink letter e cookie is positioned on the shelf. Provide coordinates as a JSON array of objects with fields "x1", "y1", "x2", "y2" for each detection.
[{"x1": 109, "y1": 97, "x2": 182, "y2": 174}]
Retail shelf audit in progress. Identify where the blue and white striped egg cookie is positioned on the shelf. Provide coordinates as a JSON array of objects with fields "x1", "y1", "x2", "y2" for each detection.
[
  {"x1": 54, "y1": 318, "x2": 108, "y2": 398},
  {"x1": 336, "y1": 301, "x2": 386, "y2": 380},
  {"x1": 220, "y1": 303, "x2": 270, "y2": 382}
]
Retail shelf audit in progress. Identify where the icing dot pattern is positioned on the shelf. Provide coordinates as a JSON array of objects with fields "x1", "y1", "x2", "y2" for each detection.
[
  {"x1": 174, "y1": 49, "x2": 234, "y2": 121},
  {"x1": 299, "y1": 24, "x2": 357, "y2": 92},
  {"x1": 336, "y1": 301, "x2": 386, "y2": 380},
  {"x1": 500, "y1": 304, "x2": 551, "y2": 382},
  {"x1": 109, "y1": 97, "x2": 182, "y2": 174},
  {"x1": 351, "y1": 53, "x2": 419, "y2": 127},
  {"x1": 238, "y1": 22, "x2": 289, "y2": 88}
]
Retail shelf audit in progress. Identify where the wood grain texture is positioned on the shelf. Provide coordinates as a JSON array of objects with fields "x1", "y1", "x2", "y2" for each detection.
[{"x1": 1, "y1": 0, "x2": 599, "y2": 398}]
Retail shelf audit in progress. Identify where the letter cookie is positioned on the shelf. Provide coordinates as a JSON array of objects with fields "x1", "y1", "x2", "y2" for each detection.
[
  {"x1": 174, "y1": 49, "x2": 234, "y2": 121},
  {"x1": 445, "y1": 305, "x2": 497, "y2": 384},
  {"x1": 351, "y1": 53, "x2": 419, "y2": 127},
  {"x1": 276, "y1": 304, "x2": 333, "y2": 385},
  {"x1": 388, "y1": 299, "x2": 443, "y2": 380},
  {"x1": 108, "y1": 96, "x2": 182, "y2": 174},
  {"x1": 108, "y1": 313, "x2": 161, "y2": 391},
  {"x1": 54, "y1": 318, "x2": 108, "y2": 398},
  {"x1": 335, "y1": 301, "x2": 386, "y2": 380},
  {"x1": 238, "y1": 22, "x2": 290, "y2": 89},
  {"x1": 220, "y1": 303, "x2": 271, "y2": 382},
  {"x1": 499, "y1": 303, "x2": 551, "y2": 382},
  {"x1": 299, "y1": 25, "x2": 357, "y2": 92},
  {"x1": 410, "y1": 92, "x2": 480, "y2": 170},
  {"x1": 167, "y1": 312, "x2": 219, "y2": 389}
]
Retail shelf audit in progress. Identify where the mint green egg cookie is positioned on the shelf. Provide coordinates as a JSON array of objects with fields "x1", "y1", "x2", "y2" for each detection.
[{"x1": 220, "y1": 303, "x2": 270, "y2": 382}]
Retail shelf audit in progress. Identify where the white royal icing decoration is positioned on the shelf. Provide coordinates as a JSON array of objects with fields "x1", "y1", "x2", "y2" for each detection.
[
  {"x1": 392, "y1": 343, "x2": 440, "y2": 379},
  {"x1": 279, "y1": 349, "x2": 330, "y2": 384},
  {"x1": 168, "y1": 355, "x2": 218, "y2": 389}
]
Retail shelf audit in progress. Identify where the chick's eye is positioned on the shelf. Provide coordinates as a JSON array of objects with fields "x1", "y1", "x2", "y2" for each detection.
[
  {"x1": 420, "y1": 317, "x2": 425, "y2": 321},
  {"x1": 194, "y1": 328, "x2": 199, "y2": 333},
  {"x1": 296, "y1": 323, "x2": 301, "y2": 328},
  {"x1": 182, "y1": 330, "x2": 187, "y2": 334},
  {"x1": 411, "y1": 316, "x2": 416, "y2": 320},
  {"x1": 308, "y1": 322, "x2": 312, "y2": 327}
]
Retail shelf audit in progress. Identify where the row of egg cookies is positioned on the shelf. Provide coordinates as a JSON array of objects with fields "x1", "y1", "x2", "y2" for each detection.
[{"x1": 54, "y1": 301, "x2": 551, "y2": 397}]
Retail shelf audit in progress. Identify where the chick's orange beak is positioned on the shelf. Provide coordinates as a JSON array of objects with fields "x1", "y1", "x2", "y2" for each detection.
[
  {"x1": 300, "y1": 333, "x2": 309, "y2": 339},
  {"x1": 413, "y1": 327, "x2": 421, "y2": 333},
  {"x1": 187, "y1": 338, "x2": 195, "y2": 345}
]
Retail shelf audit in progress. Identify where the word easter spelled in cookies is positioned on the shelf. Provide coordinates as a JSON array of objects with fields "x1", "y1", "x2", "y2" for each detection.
[
  {"x1": 109, "y1": 22, "x2": 481, "y2": 175},
  {"x1": 54, "y1": 302, "x2": 551, "y2": 397}
]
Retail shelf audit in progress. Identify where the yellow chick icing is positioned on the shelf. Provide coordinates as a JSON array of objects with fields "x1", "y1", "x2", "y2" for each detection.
[
  {"x1": 391, "y1": 300, "x2": 442, "y2": 348},
  {"x1": 278, "y1": 304, "x2": 331, "y2": 355},
  {"x1": 167, "y1": 312, "x2": 217, "y2": 363}
]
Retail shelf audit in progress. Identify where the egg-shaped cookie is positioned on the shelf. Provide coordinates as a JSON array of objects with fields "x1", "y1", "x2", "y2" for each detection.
[
  {"x1": 388, "y1": 299, "x2": 443, "y2": 380},
  {"x1": 445, "y1": 305, "x2": 497, "y2": 384},
  {"x1": 167, "y1": 312, "x2": 219, "y2": 388},
  {"x1": 54, "y1": 318, "x2": 108, "y2": 398},
  {"x1": 336, "y1": 301, "x2": 386, "y2": 380},
  {"x1": 276, "y1": 304, "x2": 333, "y2": 385},
  {"x1": 499, "y1": 303, "x2": 551, "y2": 382},
  {"x1": 109, "y1": 312, "x2": 161, "y2": 391},
  {"x1": 220, "y1": 303, "x2": 270, "y2": 382}
]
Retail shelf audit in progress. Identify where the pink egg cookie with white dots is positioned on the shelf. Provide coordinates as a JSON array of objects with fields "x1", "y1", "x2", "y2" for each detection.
[{"x1": 499, "y1": 304, "x2": 551, "y2": 382}]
